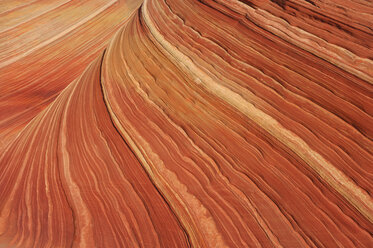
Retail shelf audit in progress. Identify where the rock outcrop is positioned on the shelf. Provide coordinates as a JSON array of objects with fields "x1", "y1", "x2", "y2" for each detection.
[{"x1": 1, "y1": 0, "x2": 372, "y2": 247}]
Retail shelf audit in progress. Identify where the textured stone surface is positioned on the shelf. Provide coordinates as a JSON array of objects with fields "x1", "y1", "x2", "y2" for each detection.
[
  {"x1": 0, "y1": 0, "x2": 142, "y2": 148},
  {"x1": 1, "y1": 0, "x2": 372, "y2": 247}
]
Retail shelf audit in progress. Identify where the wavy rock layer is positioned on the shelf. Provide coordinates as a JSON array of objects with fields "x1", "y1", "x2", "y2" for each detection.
[
  {"x1": 0, "y1": 0, "x2": 142, "y2": 148},
  {"x1": 1, "y1": 0, "x2": 373, "y2": 247}
]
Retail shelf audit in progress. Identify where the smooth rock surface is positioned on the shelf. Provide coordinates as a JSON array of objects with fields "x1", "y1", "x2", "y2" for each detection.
[{"x1": 1, "y1": 0, "x2": 372, "y2": 247}]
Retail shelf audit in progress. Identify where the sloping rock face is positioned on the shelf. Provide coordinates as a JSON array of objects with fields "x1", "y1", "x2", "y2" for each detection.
[
  {"x1": 1, "y1": 0, "x2": 372, "y2": 247},
  {"x1": 0, "y1": 0, "x2": 142, "y2": 149}
]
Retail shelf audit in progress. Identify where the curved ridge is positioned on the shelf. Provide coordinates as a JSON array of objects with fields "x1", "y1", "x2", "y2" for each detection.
[
  {"x1": 1, "y1": 0, "x2": 373, "y2": 247},
  {"x1": 0, "y1": 0, "x2": 143, "y2": 149}
]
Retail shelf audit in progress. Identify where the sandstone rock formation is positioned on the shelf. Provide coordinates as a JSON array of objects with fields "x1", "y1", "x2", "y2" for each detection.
[
  {"x1": 0, "y1": 0, "x2": 142, "y2": 148},
  {"x1": 1, "y1": 0, "x2": 372, "y2": 247}
]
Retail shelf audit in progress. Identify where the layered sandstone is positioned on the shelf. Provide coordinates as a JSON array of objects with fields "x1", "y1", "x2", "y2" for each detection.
[
  {"x1": 0, "y1": 0, "x2": 142, "y2": 148},
  {"x1": 0, "y1": 0, "x2": 372, "y2": 247}
]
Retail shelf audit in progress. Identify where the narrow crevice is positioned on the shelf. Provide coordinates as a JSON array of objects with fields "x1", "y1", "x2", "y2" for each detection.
[{"x1": 98, "y1": 48, "x2": 193, "y2": 248}]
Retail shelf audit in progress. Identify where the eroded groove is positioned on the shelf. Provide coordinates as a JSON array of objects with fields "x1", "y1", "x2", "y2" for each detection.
[{"x1": 1, "y1": 0, "x2": 372, "y2": 247}]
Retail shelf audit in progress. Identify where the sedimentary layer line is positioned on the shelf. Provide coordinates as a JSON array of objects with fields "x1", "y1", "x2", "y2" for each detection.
[{"x1": 1, "y1": 0, "x2": 372, "y2": 247}]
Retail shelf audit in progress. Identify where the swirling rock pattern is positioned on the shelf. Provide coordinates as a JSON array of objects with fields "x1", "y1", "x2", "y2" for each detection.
[
  {"x1": 1, "y1": 0, "x2": 373, "y2": 247},
  {"x1": 0, "y1": 0, "x2": 142, "y2": 149}
]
